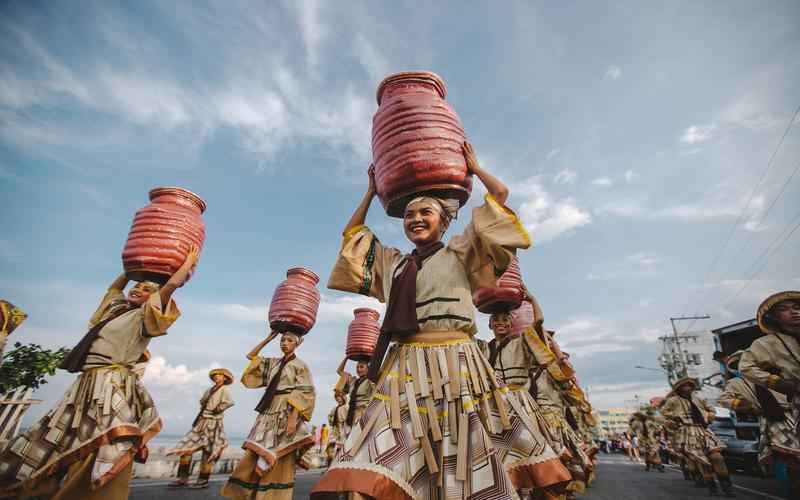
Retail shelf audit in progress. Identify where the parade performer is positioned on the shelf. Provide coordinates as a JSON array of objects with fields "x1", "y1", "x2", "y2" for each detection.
[
  {"x1": 485, "y1": 311, "x2": 574, "y2": 498},
  {"x1": 0, "y1": 247, "x2": 197, "y2": 500},
  {"x1": 0, "y1": 299, "x2": 27, "y2": 366},
  {"x1": 167, "y1": 368, "x2": 235, "y2": 489},
  {"x1": 335, "y1": 357, "x2": 375, "y2": 432},
  {"x1": 326, "y1": 391, "x2": 350, "y2": 465},
  {"x1": 661, "y1": 377, "x2": 735, "y2": 497},
  {"x1": 630, "y1": 411, "x2": 665, "y2": 472},
  {"x1": 312, "y1": 142, "x2": 570, "y2": 499},
  {"x1": 221, "y1": 331, "x2": 316, "y2": 500},
  {"x1": 739, "y1": 291, "x2": 800, "y2": 497}
]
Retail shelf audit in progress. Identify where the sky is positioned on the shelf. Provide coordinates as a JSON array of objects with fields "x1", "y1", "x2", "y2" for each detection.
[{"x1": 2, "y1": 0, "x2": 799, "y2": 436}]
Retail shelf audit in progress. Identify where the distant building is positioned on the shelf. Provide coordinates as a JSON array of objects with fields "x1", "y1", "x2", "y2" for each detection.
[
  {"x1": 596, "y1": 407, "x2": 637, "y2": 437},
  {"x1": 658, "y1": 330, "x2": 721, "y2": 404}
]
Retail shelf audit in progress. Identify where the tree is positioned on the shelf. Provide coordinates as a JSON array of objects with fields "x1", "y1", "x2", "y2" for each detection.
[{"x1": 0, "y1": 342, "x2": 70, "y2": 394}]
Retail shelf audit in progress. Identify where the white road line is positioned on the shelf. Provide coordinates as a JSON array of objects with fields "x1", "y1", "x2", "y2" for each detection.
[
  {"x1": 731, "y1": 484, "x2": 785, "y2": 500},
  {"x1": 130, "y1": 469, "x2": 322, "y2": 489}
]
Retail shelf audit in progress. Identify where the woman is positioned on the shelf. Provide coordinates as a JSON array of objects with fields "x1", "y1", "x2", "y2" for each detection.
[
  {"x1": 0, "y1": 247, "x2": 198, "y2": 500},
  {"x1": 167, "y1": 367, "x2": 235, "y2": 489},
  {"x1": 221, "y1": 331, "x2": 316, "y2": 499},
  {"x1": 326, "y1": 391, "x2": 349, "y2": 465},
  {"x1": 335, "y1": 358, "x2": 375, "y2": 433},
  {"x1": 312, "y1": 143, "x2": 570, "y2": 499}
]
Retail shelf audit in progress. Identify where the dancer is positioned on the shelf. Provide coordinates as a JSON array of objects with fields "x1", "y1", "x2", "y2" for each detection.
[
  {"x1": 167, "y1": 368, "x2": 235, "y2": 489},
  {"x1": 221, "y1": 331, "x2": 316, "y2": 500},
  {"x1": 740, "y1": 291, "x2": 800, "y2": 497},
  {"x1": 0, "y1": 247, "x2": 198, "y2": 500},
  {"x1": 326, "y1": 391, "x2": 349, "y2": 465},
  {"x1": 312, "y1": 143, "x2": 569, "y2": 499},
  {"x1": 661, "y1": 377, "x2": 735, "y2": 497},
  {"x1": 335, "y1": 357, "x2": 375, "y2": 432}
]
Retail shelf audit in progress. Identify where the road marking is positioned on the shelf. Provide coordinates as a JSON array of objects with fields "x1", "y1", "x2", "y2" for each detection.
[
  {"x1": 130, "y1": 469, "x2": 322, "y2": 489},
  {"x1": 731, "y1": 484, "x2": 785, "y2": 500}
]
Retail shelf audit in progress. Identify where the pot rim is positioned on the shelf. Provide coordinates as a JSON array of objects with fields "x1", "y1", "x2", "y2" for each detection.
[
  {"x1": 149, "y1": 186, "x2": 207, "y2": 213},
  {"x1": 376, "y1": 71, "x2": 447, "y2": 105},
  {"x1": 353, "y1": 307, "x2": 380, "y2": 319},
  {"x1": 286, "y1": 266, "x2": 320, "y2": 284}
]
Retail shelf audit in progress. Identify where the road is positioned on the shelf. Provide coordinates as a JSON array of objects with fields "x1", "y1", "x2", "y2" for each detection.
[{"x1": 129, "y1": 454, "x2": 789, "y2": 499}]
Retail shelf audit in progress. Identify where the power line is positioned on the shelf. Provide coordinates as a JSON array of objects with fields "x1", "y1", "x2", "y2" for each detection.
[{"x1": 679, "y1": 103, "x2": 800, "y2": 330}]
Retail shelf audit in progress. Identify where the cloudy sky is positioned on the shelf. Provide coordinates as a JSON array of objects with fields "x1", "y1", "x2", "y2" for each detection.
[{"x1": 2, "y1": 1, "x2": 799, "y2": 436}]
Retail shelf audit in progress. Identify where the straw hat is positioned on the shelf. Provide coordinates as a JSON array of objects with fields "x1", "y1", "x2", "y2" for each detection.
[
  {"x1": 757, "y1": 291, "x2": 800, "y2": 335},
  {"x1": 725, "y1": 350, "x2": 745, "y2": 372},
  {"x1": 671, "y1": 376, "x2": 698, "y2": 391},
  {"x1": 209, "y1": 368, "x2": 234, "y2": 385}
]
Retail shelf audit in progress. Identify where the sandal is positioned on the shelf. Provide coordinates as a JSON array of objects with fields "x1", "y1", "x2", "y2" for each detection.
[{"x1": 168, "y1": 480, "x2": 189, "y2": 488}]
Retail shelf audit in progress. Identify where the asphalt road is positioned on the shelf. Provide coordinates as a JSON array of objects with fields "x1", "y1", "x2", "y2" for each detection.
[{"x1": 129, "y1": 454, "x2": 789, "y2": 499}]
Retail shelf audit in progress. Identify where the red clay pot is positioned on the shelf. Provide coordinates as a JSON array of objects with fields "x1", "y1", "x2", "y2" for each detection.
[
  {"x1": 510, "y1": 301, "x2": 534, "y2": 337},
  {"x1": 269, "y1": 267, "x2": 321, "y2": 335},
  {"x1": 372, "y1": 71, "x2": 472, "y2": 217},
  {"x1": 122, "y1": 187, "x2": 206, "y2": 285},
  {"x1": 473, "y1": 257, "x2": 524, "y2": 314},
  {"x1": 346, "y1": 308, "x2": 381, "y2": 362}
]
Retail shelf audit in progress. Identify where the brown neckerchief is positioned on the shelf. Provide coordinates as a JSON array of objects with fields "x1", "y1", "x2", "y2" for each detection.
[
  {"x1": 346, "y1": 376, "x2": 367, "y2": 426},
  {"x1": 367, "y1": 241, "x2": 444, "y2": 382},
  {"x1": 59, "y1": 302, "x2": 138, "y2": 373},
  {"x1": 678, "y1": 393, "x2": 707, "y2": 426},
  {"x1": 254, "y1": 353, "x2": 296, "y2": 413},
  {"x1": 488, "y1": 336, "x2": 513, "y2": 368},
  {"x1": 192, "y1": 383, "x2": 225, "y2": 427},
  {"x1": 332, "y1": 403, "x2": 345, "y2": 427}
]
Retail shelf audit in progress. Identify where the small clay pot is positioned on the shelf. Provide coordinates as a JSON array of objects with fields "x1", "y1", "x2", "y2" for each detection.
[
  {"x1": 346, "y1": 308, "x2": 381, "y2": 361},
  {"x1": 269, "y1": 267, "x2": 321, "y2": 335},
  {"x1": 122, "y1": 187, "x2": 206, "y2": 285},
  {"x1": 372, "y1": 71, "x2": 472, "y2": 217}
]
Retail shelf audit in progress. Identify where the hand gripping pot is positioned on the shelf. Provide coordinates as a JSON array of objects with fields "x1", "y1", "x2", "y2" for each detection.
[
  {"x1": 269, "y1": 267, "x2": 321, "y2": 335},
  {"x1": 346, "y1": 308, "x2": 381, "y2": 362},
  {"x1": 122, "y1": 187, "x2": 206, "y2": 285},
  {"x1": 372, "y1": 71, "x2": 473, "y2": 217},
  {"x1": 472, "y1": 257, "x2": 524, "y2": 314}
]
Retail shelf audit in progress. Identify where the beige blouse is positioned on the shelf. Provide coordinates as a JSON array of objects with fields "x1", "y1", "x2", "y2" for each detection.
[
  {"x1": 661, "y1": 394, "x2": 715, "y2": 426},
  {"x1": 82, "y1": 287, "x2": 180, "y2": 370},
  {"x1": 336, "y1": 372, "x2": 374, "y2": 408},
  {"x1": 198, "y1": 385, "x2": 235, "y2": 420},
  {"x1": 328, "y1": 195, "x2": 531, "y2": 335},
  {"x1": 740, "y1": 333, "x2": 800, "y2": 393},
  {"x1": 241, "y1": 355, "x2": 316, "y2": 421},
  {"x1": 718, "y1": 377, "x2": 789, "y2": 413}
]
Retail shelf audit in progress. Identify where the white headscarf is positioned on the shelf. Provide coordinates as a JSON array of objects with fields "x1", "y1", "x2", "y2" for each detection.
[
  {"x1": 281, "y1": 332, "x2": 304, "y2": 346},
  {"x1": 406, "y1": 196, "x2": 459, "y2": 224}
]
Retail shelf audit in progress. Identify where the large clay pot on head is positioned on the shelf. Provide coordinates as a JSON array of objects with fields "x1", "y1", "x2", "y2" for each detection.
[
  {"x1": 473, "y1": 257, "x2": 524, "y2": 314},
  {"x1": 122, "y1": 187, "x2": 206, "y2": 285},
  {"x1": 372, "y1": 71, "x2": 472, "y2": 217},
  {"x1": 346, "y1": 308, "x2": 381, "y2": 362},
  {"x1": 269, "y1": 267, "x2": 321, "y2": 335}
]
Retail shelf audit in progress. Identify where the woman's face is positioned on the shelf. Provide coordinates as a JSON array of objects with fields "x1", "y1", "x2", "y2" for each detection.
[
  {"x1": 335, "y1": 393, "x2": 345, "y2": 405},
  {"x1": 770, "y1": 300, "x2": 800, "y2": 329},
  {"x1": 356, "y1": 361, "x2": 369, "y2": 378},
  {"x1": 489, "y1": 313, "x2": 512, "y2": 337},
  {"x1": 212, "y1": 373, "x2": 225, "y2": 385},
  {"x1": 280, "y1": 335, "x2": 298, "y2": 355},
  {"x1": 127, "y1": 281, "x2": 159, "y2": 306},
  {"x1": 403, "y1": 202, "x2": 446, "y2": 246},
  {"x1": 677, "y1": 384, "x2": 693, "y2": 397}
]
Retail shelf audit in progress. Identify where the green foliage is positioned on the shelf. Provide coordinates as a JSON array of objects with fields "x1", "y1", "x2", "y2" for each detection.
[{"x1": 0, "y1": 342, "x2": 70, "y2": 394}]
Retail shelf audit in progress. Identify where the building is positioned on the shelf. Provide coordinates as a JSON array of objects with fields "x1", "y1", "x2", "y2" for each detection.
[
  {"x1": 596, "y1": 407, "x2": 637, "y2": 438},
  {"x1": 657, "y1": 329, "x2": 721, "y2": 404}
]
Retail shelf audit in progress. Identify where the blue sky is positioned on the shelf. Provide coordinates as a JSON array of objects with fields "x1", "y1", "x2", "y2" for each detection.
[{"x1": 2, "y1": 0, "x2": 799, "y2": 435}]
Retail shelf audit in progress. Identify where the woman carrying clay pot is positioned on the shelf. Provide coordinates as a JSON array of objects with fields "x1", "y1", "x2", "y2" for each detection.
[
  {"x1": 311, "y1": 143, "x2": 570, "y2": 500},
  {"x1": 0, "y1": 247, "x2": 198, "y2": 500},
  {"x1": 334, "y1": 357, "x2": 375, "y2": 437},
  {"x1": 221, "y1": 331, "x2": 316, "y2": 500},
  {"x1": 167, "y1": 368, "x2": 235, "y2": 489},
  {"x1": 326, "y1": 391, "x2": 349, "y2": 465}
]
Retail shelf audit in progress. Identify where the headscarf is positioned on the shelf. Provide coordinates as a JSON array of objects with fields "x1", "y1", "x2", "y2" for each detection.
[
  {"x1": 282, "y1": 332, "x2": 304, "y2": 346},
  {"x1": 405, "y1": 196, "x2": 459, "y2": 227}
]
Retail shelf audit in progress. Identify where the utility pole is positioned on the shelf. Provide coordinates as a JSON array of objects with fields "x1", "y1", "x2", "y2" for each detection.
[{"x1": 669, "y1": 315, "x2": 711, "y2": 379}]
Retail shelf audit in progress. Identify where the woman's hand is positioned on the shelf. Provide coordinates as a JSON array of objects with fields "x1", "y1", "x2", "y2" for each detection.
[
  {"x1": 462, "y1": 141, "x2": 509, "y2": 204},
  {"x1": 463, "y1": 142, "x2": 480, "y2": 175},
  {"x1": 367, "y1": 164, "x2": 377, "y2": 196}
]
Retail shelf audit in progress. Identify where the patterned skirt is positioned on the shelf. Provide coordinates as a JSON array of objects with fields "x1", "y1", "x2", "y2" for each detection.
[
  {"x1": 312, "y1": 333, "x2": 570, "y2": 500},
  {"x1": 166, "y1": 417, "x2": 229, "y2": 462},
  {"x1": 0, "y1": 366, "x2": 161, "y2": 495},
  {"x1": 762, "y1": 410, "x2": 800, "y2": 465},
  {"x1": 538, "y1": 407, "x2": 592, "y2": 472},
  {"x1": 674, "y1": 424, "x2": 725, "y2": 466}
]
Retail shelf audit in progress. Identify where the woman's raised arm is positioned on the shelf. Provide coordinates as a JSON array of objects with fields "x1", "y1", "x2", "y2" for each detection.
[
  {"x1": 463, "y1": 142, "x2": 509, "y2": 205},
  {"x1": 343, "y1": 165, "x2": 377, "y2": 235}
]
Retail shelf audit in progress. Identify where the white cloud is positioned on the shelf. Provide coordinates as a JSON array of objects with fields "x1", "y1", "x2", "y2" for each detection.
[
  {"x1": 284, "y1": 0, "x2": 328, "y2": 68},
  {"x1": 317, "y1": 294, "x2": 384, "y2": 323},
  {"x1": 546, "y1": 148, "x2": 561, "y2": 161},
  {"x1": 142, "y1": 356, "x2": 218, "y2": 388},
  {"x1": 626, "y1": 252, "x2": 661, "y2": 266},
  {"x1": 516, "y1": 178, "x2": 592, "y2": 243},
  {"x1": 624, "y1": 169, "x2": 638, "y2": 183},
  {"x1": 553, "y1": 169, "x2": 578, "y2": 185},
  {"x1": 680, "y1": 124, "x2": 716, "y2": 145},
  {"x1": 353, "y1": 34, "x2": 389, "y2": 84},
  {"x1": 591, "y1": 176, "x2": 613, "y2": 187},
  {"x1": 604, "y1": 65, "x2": 622, "y2": 80}
]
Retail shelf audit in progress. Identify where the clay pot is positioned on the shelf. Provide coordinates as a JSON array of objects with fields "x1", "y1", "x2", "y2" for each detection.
[
  {"x1": 122, "y1": 187, "x2": 206, "y2": 285},
  {"x1": 372, "y1": 71, "x2": 472, "y2": 217},
  {"x1": 510, "y1": 301, "x2": 534, "y2": 337},
  {"x1": 346, "y1": 308, "x2": 381, "y2": 362},
  {"x1": 473, "y1": 257, "x2": 524, "y2": 314},
  {"x1": 269, "y1": 267, "x2": 321, "y2": 335}
]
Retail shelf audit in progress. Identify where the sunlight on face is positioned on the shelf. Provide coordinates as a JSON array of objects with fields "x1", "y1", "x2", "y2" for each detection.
[
  {"x1": 403, "y1": 202, "x2": 446, "y2": 245},
  {"x1": 490, "y1": 313, "x2": 513, "y2": 337},
  {"x1": 127, "y1": 281, "x2": 159, "y2": 306}
]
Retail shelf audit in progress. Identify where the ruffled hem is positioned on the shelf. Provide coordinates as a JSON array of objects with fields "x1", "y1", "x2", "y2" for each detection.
[{"x1": 310, "y1": 463, "x2": 415, "y2": 500}]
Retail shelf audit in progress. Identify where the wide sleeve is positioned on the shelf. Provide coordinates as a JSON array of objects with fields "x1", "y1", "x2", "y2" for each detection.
[
  {"x1": 87, "y1": 287, "x2": 126, "y2": 329},
  {"x1": 241, "y1": 356, "x2": 276, "y2": 389},
  {"x1": 287, "y1": 359, "x2": 316, "y2": 421},
  {"x1": 660, "y1": 396, "x2": 680, "y2": 420},
  {"x1": 448, "y1": 194, "x2": 532, "y2": 290},
  {"x1": 141, "y1": 292, "x2": 181, "y2": 338},
  {"x1": 327, "y1": 225, "x2": 403, "y2": 302},
  {"x1": 740, "y1": 340, "x2": 782, "y2": 391},
  {"x1": 521, "y1": 328, "x2": 574, "y2": 381},
  {"x1": 718, "y1": 379, "x2": 755, "y2": 413},
  {"x1": 214, "y1": 386, "x2": 235, "y2": 413},
  {"x1": 334, "y1": 371, "x2": 353, "y2": 394}
]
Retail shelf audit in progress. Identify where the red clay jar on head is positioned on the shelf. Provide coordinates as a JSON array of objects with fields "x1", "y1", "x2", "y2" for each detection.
[
  {"x1": 473, "y1": 257, "x2": 524, "y2": 314},
  {"x1": 372, "y1": 71, "x2": 472, "y2": 217},
  {"x1": 269, "y1": 267, "x2": 321, "y2": 335},
  {"x1": 122, "y1": 187, "x2": 206, "y2": 285},
  {"x1": 346, "y1": 308, "x2": 380, "y2": 362}
]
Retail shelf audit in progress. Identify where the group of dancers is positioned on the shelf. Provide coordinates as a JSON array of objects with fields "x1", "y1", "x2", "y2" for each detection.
[
  {"x1": 0, "y1": 142, "x2": 601, "y2": 500},
  {"x1": 625, "y1": 291, "x2": 800, "y2": 497}
]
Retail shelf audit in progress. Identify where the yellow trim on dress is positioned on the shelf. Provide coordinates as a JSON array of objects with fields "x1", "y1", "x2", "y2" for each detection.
[
  {"x1": 396, "y1": 337, "x2": 473, "y2": 348},
  {"x1": 485, "y1": 193, "x2": 532, "y2": 248},
  {"x1": 767, "y1": 375, "x2": 781, "y2": 390},
  {"x1": 342, "y1": 224, "x2": 367, "y2": 244}
]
